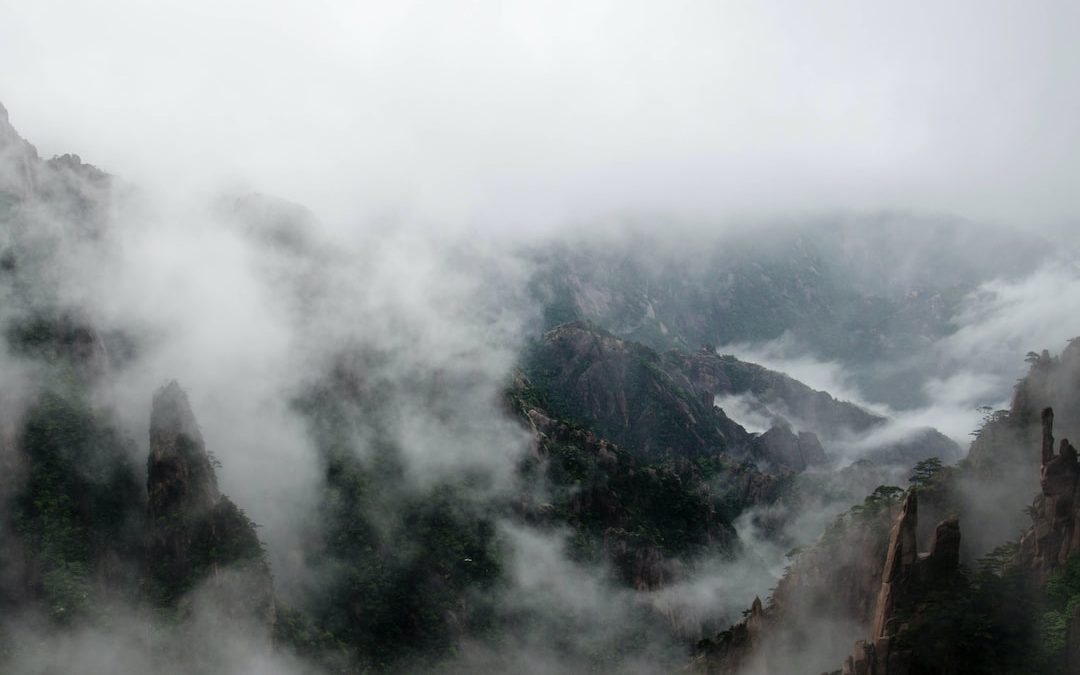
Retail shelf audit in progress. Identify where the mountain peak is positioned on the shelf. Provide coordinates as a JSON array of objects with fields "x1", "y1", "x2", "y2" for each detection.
[
  {"x1": 150, "y1": 380, "x2": 204, "y2": 446},
  {"x1": 147, "y1": 380, "x2": 218, "y2": 521}
]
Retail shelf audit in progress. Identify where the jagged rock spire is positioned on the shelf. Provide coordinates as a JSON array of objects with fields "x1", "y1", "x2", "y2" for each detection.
[
  {"x1": 1043, "y1": 407, "x2": 1056, "y2": 465},
  {"x1": 144, "y1": 381, "x2": 276, "y2": 630},
  {"x1": 147, "y1": 381, "x2": 218, "y2": 521},
  {"x1": 872, "y1": 489, "x2": 918, "y2": 639},
  {"x1": 1024, "y1": 406, "x2": 1080, "y2": 581},
  {"x1": 844, "y1": 490, "x2": 962, "y2": 675},
  {"x1": 747, "y1": 596, "x2": 765, "y2": 635}
]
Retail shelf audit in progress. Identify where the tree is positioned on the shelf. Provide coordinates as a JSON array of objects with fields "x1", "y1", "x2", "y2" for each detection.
[{"x1": 909, "y1": 457, "x2": 944, "y2": 491}]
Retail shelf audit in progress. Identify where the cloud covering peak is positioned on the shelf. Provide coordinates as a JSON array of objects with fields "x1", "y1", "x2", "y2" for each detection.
[{"x1": 2, "y1": 0, "x2": 1079, "y2": 230}]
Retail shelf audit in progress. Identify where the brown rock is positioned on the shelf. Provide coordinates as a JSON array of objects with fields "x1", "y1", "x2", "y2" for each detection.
[
  {"x1": 1029, "y1": 407, "x2": 1080, "y2": 580},
  {"x1": 845, "y1": 489, "x2": 961, "y2": 674},
  {"x1": 872, "y1": 490, "x2": 918, "y2": 639}
]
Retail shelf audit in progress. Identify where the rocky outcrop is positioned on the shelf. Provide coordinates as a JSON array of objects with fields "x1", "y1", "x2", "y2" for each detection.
[
  {"x1": 753, "y1": 424, "x2": 826, "y2": 471},
  {"x1": 671, "y1": 346, "x2": 960, "y2": 466},
  {"x1": 0, "y1": 101, "x2": 39, "y2": 201},
  {"x1": 870, "y1": 490, "x2": 919, "y2": 641},
  {"x1": 968, "y1": 342, "x2": 1080, "y2": 488},
  {"x1": 146, "y1": 382, "x2": 219, "y2": 524},
  {"x1": 511, "y1": 372, "x2": 739, "y2": 594},
  {"x1": 835, "y1": 377, "x2": 1080, "y2": 675},
  {"x1": 145, "y1": 382, "x2": 276, "y2": 631},
  {"x1": 1018, "y1": 406, "x2": 1080, "y2": 582},
  {"x1": 528, "y1": 322, "x2": 960, "y2": 470},
  {"x1": 0, "y1": 99, "x2": 111, "y2": 243},
  {"x1": 695, "y1": 498, "x2": 899, "y2": 674},
  {"x1": 676, "y1": 347, "x2": 884, "y2": 436},
  {"x1": 526, "y1": 322, "x2": 752, "y2": 459},
  {"x1": 841, "y1": 491, "x2": 961, "y2": 675}
]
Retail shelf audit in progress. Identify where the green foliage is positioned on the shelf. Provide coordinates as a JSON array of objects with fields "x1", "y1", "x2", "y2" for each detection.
[
  {"x1": 40, "y1": 562, "x2": 92, "y2": 621},
  {"x1": 292, "y1": 385, "x2": 507, "y2": 671},
  {"x1": 971, "y1": 406, "x2": 1010, "y2": 438},
  {"x1": 1045, "y1": 555, "x2": 1080, "y2": 605},
  {"x1": 546, "y1": 439, "x2": 723, "y2": 564},
  {"x1": 515, "y1": 345, "x2": 741, "y2": 578},
  {"x1": 848, "y1": 485, "x2": 904, "y2": 520},
  {"x1": 1040, "y1": 610, "x2": 1070, "y2": 655},
  {"x1": 909, "y1": 457, "x2": 945, "y2": 491},
  {"x1": 895, "y1": 547, "x2": 1080, "y2": 674},
  {"x1": 1040, "y1": 556, "x2": 1080, "y2": 662},
  {"x1": 274, "y1": 603, "x2": 352, "y2": 672},
  {"x1": 313, "y1": 469, "x2": 505, "y2": 669},
  {"x1": 977, "y1": 541, "x2": 1020, "y2": 576},
  {"x1": 12, "y1": 390, "x2": 144, "y2": 623},
  {"x1": 521, "y1": 330, "x2": 730, "y2": 460}
]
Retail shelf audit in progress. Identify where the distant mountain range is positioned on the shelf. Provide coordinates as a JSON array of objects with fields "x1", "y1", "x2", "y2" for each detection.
[{"x1": 0, "y1": 101, "x2": 1074, "y2": 675}]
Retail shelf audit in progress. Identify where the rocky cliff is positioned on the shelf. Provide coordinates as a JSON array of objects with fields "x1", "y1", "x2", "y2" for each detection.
[
  {"x1": 0, "y1": 101, "x2": 111, "y2": 240},
  {"x1": 840, "y1": 490, "x2": 961, "y2": 675},
  {"x1": 525, "y1": 321, "x2": 752, "y2": 460},
  {"x1": 667, "y1": 346, "x2": 960, "y2": 466},
  {"x1": 693, "y1": 485, "x2": 902, "y2": 674},
  {"x1": 752, "y1": 424, "x2": 827, "y2": 473},
  {"x1": 1016, "y1": 407, "x2": 1080, "y2": 583},
  {"x1": 145, "y1": 381, "x2": 276, "y2": 631},
  {"x1": 528, "y1": 224, "x2": 1046, "y2": 410},
  {"x1": 527, "y1": 322, "x2": 958, "y2": 472},
  {"x1": 510, "y1": 369, "x2": 747, "y2": 592},
  {"x1": 698, "y1": 336, "x2": 1080, "y2": 675}
]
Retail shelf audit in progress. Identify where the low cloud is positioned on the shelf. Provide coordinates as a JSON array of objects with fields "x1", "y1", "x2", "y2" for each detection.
[{"x1": 3, "y1": 2, "x2": 1080, "y2": 229}]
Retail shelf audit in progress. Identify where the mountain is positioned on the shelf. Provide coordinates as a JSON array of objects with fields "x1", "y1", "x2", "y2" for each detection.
[
  {"x1": 524, "y1": 321, "x2": 752, "y2": 461},
  {"x1": 0, "y1": 100, "x2": 1070, "y2": 675},
  {"x1": 529, "y1": 224, "x2": 1051, "y2": 409},
  {"x1": 696, "y1": 338, "x2": 1080, "y2": 675},
  {"x1": 525, "y1": 321, "x2": 959, "y2": 470}
]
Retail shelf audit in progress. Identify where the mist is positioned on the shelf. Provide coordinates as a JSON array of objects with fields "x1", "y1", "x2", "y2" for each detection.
[
  {"x1": 721, "y1": 261, "x2": 1080, "y2": 454},
  {"x1": 2, "y1": 1, "x2": 1080, "y2": 230},
  {"x1": 4, "y1": 2, "x2": 1080, "y2": 674}
]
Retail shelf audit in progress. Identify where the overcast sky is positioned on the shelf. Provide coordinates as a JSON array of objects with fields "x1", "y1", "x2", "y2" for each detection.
[{"x1": 2, "y1": 0, "x2": 1079, "y2": 231}]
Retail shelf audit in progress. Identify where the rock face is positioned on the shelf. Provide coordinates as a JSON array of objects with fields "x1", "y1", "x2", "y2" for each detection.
[
  {"x1": 753, "y1": 424, "x2": 826, "y2": 471},
  {"x1": 526, "y1": 322, "x2": 751, "y2": 459},
  {"x1": 147, "y1": 382, "x2": 219, "y2": 525},
  {"x1": 1018, "y1": 406, "x2": 1080, "y2": 582},
  {"x1": 870, "y1": 490, "x2": 920, "y2": 641},
  {"x1": 531, "y1": 225, "x2": 1055, "y2": 425},
  {"x1": 0, "y1": 99, "x2": 111, "y2": 243},
  {"x1": 528, "y1": 322, "x2": 960, "y2": 470},
  {"x1": 669, "y1": 346, "x2": 960, "y2": 466},
  {"x1": 695, "y1": 499, "x2": 899, "y2": 674},
  {"x1": 841, "y1": 490, "x2": 961, "y2": 675},
  {"x1": 966, "y1": 344, "x2": 1080, "y2": 542},
  {"x1": 0, "y1": 100, "x2": 39, "y2": 200},
  {"x1": 145, "y1": 382, "x2": 276, "y2": 631},
  {"x1": 511, "y1": 371, "x2": 740, "y2": 596}
]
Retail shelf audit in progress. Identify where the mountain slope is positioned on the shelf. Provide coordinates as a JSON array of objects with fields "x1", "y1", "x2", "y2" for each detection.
[
  {"x1": 526, "y1": 321, "x2": 959, "y2": 470},
  {"x1": 697, "y1": 338, "x2": 1080, "y2": 675}
]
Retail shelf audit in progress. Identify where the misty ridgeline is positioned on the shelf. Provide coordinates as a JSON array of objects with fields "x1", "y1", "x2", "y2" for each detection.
[{"x1": 3, "y1": 79, "x2": 1080, "y2": 674}]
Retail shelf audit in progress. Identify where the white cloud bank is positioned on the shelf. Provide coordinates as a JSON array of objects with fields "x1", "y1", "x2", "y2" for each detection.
[{"x1": 1, "y1": 1, "x2": 1079, "y2": 231}]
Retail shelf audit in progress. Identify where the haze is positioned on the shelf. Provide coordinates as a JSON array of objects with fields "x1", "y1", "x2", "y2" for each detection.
[{"x1": 2, "y1": 0, "x2": 1079, "y2": 230}]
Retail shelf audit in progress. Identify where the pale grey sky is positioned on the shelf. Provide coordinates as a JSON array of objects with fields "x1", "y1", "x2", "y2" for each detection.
[{"x1": 2, "y1": 0, "x2": 1078, "y2": 230}]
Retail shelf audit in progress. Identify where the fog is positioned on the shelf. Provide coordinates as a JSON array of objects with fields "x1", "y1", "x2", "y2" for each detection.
[
  {"x1": 2, "y1": 1, "x2": 1080, "y2": 230},
  {"x1": 723, "y1": 261, "x2": 1080, "y2": 452},
  {"x1": 4, "y1": 2, "x2": 1080, "y2": 674}
]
